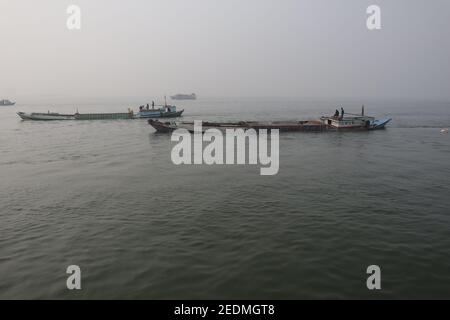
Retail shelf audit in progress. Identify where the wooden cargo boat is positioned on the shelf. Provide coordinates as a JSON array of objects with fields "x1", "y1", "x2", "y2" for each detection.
[
  {"x1": 17, "y1": 106, "x2": 184, "y2": 121},
  {"x1": 148, "y1": 119, "x2": 328, "y2": 133},
  {"x1": 148, "y1": 108, "x2": 391, "y2": 133}
]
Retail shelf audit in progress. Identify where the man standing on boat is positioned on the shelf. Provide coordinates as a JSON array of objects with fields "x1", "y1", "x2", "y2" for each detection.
[{"x1": 341, "y1": 107, "x2": 345, "y2": 119}]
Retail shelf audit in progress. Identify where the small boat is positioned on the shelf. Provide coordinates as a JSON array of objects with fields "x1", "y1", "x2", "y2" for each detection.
[
  {"x1": 320, "y1": 115, "x2": 391, "y2": 130},
  {"x1": 0, "y1": 99, "x2": 15, "y2": 106},
  {"x1": 320, "y1": 106, "x2": 391, "y2": 130},
  {"x1": 170, "y1": 93, "x2": 197, "y2": 100},
  {"x1": 137, "y1": 105, "x2": 184, "y2": 118}
]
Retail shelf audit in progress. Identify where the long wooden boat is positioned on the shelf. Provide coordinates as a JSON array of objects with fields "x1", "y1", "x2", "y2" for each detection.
[
  {"x1": 148, "y1": 113, "x2": 391, "y2": 133},
  {"x1": 17, "y1": 107, "x2": 184, "y2": 121},
  {"x1": 148, "y1": 119, "x2": 329, "y2": 133}
]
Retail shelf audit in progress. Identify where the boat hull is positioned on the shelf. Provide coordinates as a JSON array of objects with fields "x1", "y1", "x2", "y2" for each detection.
[
  {"x1": 148, "y1": 120, "x2": 328, "y2": 133},
  {"x1": 137, "y1": 110, "x2": 184, "y2": 118},
  {"x1": 17, "y1": 112, "x2": 75, "y2": 121},
  {"x1": 17, "y1": 109, "x2": 184, "y2": 121},
  {"x1": 320, "y1": 115, "x2": 392, "y2": 131},
  {"x1": 149, "y1": 118, "x2": 391, "y2": 133},
  {"x1": 148, "y1": 120, "x2": 176, "y2": 133}
]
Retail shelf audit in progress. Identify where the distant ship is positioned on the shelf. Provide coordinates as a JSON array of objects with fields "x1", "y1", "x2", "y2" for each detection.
[
  {"x1": 170, "y1": 93, "x2": 196, "y2": 100},
  {"x1": 0, "y1": 99, "x2": 15, "y2": 106}
]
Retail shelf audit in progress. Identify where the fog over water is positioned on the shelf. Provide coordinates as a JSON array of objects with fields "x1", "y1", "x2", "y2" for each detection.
[
  {"x1": 1, "y1": 1, "x2": 450, "y2": 300},
  {"x1": 1, "y1": 100, "x2": 450, "y2": 299},
  {"x1": 1, "y1": 0, "x2": 450, "y2": 102}
]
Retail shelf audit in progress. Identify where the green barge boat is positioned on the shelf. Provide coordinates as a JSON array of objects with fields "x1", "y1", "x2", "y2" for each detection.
[{"x1": 17, "y1": 106, "x2": 184, "y2": 121}]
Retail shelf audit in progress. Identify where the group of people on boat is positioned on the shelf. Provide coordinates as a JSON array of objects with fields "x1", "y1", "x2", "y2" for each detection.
[
  {"x1": 139, "y1": 101, "x2": 156, "y2": 111},
  {"x1": 333, "y1": 107, "x2": 345, "y2": 120},
  {"x1": 138, "y1": 101, "x2": 175, "y2": 113}
]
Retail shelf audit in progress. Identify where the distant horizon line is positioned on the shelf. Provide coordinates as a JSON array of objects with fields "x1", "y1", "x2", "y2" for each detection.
[{"x1": 3, "y1": 95, "x2": 450, "y2": 105}]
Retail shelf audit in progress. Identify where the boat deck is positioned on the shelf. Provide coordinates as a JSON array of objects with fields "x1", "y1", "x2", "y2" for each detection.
[
  {"x1": 149, "y1": 120, "x2": 329, "y2": 133},
  {"x1": 75, "y1": 113, "x2": 134, "y2": 120}
]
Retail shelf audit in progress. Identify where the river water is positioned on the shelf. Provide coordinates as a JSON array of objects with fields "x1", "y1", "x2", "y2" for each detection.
[{"x1": 0, "y1": 98, "x2": 449, "y2": 299}]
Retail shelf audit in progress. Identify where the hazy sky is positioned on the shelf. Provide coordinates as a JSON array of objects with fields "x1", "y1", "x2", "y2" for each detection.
[{"x1": 1, "y1": 0, "x2": 450, "y2": 101}]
